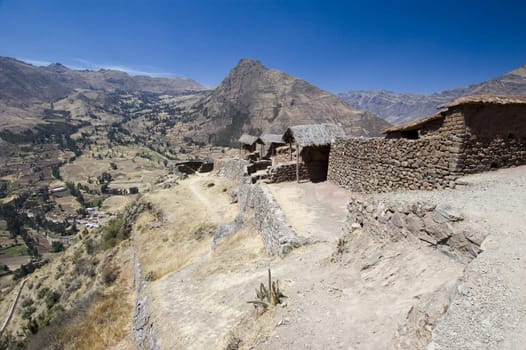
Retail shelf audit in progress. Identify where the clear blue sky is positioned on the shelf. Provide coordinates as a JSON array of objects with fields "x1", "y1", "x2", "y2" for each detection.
[{"x1": 1, "y1": 0, "x2": 525, "y2": 94}]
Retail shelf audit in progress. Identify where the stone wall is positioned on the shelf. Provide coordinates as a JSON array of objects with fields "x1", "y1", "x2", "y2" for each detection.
[
  {"x1": 347, "y1": 196, "x2": 483, "y2": 261},
  {"x1": 213, "y1": 158, "x2": 249, "y2": 182},
  {"x1": 460, "y1": 104, "x2": 526, "y2": 173},
  {"x1": 328, "y1": 107, "x2": 526, "y2": 193},
  {"x1": 328, "y1": 136, "x2": 462, "y2": 192},
  {"x1": 238, "y1": 183, "x2": 302, "y2": 256},
  {"x1": 267, "y1": 161, "x2": 309, "y2": 183}
]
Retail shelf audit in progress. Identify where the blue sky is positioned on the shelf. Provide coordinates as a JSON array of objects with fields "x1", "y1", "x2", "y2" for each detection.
[{"x1": 0, "y1": 0, "x2": 525, "y2": 94}]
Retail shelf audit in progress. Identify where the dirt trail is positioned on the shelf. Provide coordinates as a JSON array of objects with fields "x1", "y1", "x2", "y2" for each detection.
[
  {"x1": 187, "y1": 173, "x2": 226, "y2": 223},
  {"x1": 268, "y1": 181, "x2": 350, "y2": 242}
]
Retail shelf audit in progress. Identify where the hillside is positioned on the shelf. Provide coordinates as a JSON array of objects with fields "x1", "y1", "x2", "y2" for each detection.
[
  {"x1": 0, "y1": 57, "x2": 206, "y2": 108},
  {"x1": 339, "y1": 64, "x2": 526, "y2": 124},
  {"x1": 186, "y1": 59, "x2": 391, "y2": 146}
]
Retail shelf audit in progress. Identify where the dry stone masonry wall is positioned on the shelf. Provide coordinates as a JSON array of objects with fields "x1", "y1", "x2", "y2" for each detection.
[
  {"x1": 460, "y1": 104, "x2": 526, "y2": 174},
  {"x1": 238, "y1": 183, "x2": 302, "y2": 255},
  {"x1": 328, "y1": 107, "x2": 526, "y2": 193},
  {"x1": 328, "y1": 136, "x2": 463, "y2": 192},
  {"x1": 347, "y1": 196, "x2": 483, "y2": 262},
  {"x1": 267, "y1": 161, "x2": 309, "y2": 183},
  {"x1": 213, "y1": 158, "x2": 249, "y2": 182}
]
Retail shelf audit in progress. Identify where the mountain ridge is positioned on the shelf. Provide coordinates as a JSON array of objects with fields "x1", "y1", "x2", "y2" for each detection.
[
  {"x1": 0, "y1": 56, "x2": 206, "y2": 108},
  {"x1": 339, "y1": 64, "x2": 526, "y2": 124}
]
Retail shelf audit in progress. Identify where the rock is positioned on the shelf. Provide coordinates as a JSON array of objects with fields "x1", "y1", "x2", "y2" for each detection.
[
  {"x1": 406, "y1": 214, "x2": 424, "y2": 235},
  {"x1": 423, "y1": 215, "x2": 452, "y2": 242},
  {"x1": 351, "y1": 223, "x2": 361, "y2": 232},
  {"x1": 391, "y1": 213, "x2": 405, "y2": 228},
  {"x1": 464, "y1": 230, "x2": 485, "y2": 246},
  {"x1": 432, "y1": 204, "x2": 463, "y2": 223},
  {"x1": 229, "y1": 190, "x2": 238, "y2": 204}
]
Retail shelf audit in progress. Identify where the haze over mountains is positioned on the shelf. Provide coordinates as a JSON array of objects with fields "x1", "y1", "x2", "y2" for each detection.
[{"x1": 339, "y1": 64, "x2": 526, "y2": 125}]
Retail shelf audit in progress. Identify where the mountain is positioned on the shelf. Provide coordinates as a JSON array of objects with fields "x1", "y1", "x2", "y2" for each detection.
[
  {"x1": 339, "y1": 64, "x2": 526, "y2": 125},
  {"x1": 187, "y1": 59, "x2": 391, "y2": 146},
  {"x1": 0, "y1": 57, "x2": 206, "y2": 108}
]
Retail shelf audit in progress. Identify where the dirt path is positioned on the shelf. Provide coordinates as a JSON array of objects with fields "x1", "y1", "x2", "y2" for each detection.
[
  {"x1": 268, "y1": 181, "x2": 350, "y2": 242},
  {"x1": 186, "y1": 174, "x2": 226, "y2": 223}
]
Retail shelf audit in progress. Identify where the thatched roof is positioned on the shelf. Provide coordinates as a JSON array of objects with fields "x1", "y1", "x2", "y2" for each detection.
[
  {"x1": 283, "y1": 123, "x2": 346, "y2": 147},
  {"x1": 260, "y1": 134, "x2": 285, "y2": 145},
  {"x1": 384, "y1": 113, "x2": 444, "y2": 133},
  {"x1": 438, "y1": 95, "x2": 526, "y2": 109},
  {"x1": 238, "y1": 134, "x2": 263, "y2": 145}
]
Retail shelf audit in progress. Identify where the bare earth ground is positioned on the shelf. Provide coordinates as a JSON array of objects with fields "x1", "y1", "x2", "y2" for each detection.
[{"x1": 133, "y1": 166, "x2": 526, "y2": 349}]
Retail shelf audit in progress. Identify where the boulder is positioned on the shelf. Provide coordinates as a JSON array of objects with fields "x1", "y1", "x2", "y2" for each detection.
[{"x1": 432, "y1": 204, "x2": 463, "y2": 223}]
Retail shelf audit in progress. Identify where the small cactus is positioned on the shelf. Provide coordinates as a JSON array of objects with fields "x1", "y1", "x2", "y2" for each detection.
[{"x1": 247, "y1": 269, "x2": 286, "y2": 309}]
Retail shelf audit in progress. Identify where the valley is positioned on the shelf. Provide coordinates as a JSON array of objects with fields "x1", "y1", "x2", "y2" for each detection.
[{"x1": 0, "y1": 56, "x2": 524, "y2": 350}]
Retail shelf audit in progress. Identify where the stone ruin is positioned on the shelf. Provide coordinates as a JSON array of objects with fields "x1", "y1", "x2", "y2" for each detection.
[{"x1": 328, "y1": 95, "x2": 526, "y2": 192}]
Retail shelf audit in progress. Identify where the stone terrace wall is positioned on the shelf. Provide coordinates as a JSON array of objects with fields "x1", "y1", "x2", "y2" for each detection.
[
  {"x1": 238, "y1": 183, "x2": 302, "y2": 256},
  {"x1": 268, "y1": 161, "x2": 309, "y2": 183},
  {"x1": 328, "y1": 136, "x2": 463, "y2": 192},
  {"x1": 213, "y1": 158, "x2": 248, "y2": 182}
]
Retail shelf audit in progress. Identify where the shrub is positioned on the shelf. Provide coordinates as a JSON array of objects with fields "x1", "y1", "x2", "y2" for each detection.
[
  {"x1": 21, "y1": 306, "x2": 36, "y2": 320},
  {"x1": 101, "y1": 264, "x2": 119, "y2": 286},
  {"x1": 50, "y1": 241, "x2": 64, "y2": 253},
  {"x1": 74, "y1": 257, "x2": 98, "y2": 277},
  {"x1": 45, "y1": 291, "x2": 60, "y2": 309},
  {"x1": 37, "y1": 287, "x2": 49, "y2": 300},
  {"x1": 26, "y1": 318, "x2": 39, "y2": 334},
  {"x1": 21, "y1": 298, "x2": 34, "y2": 308},
  {"x1": 102, "y1": 214, "x2": 129, "y2": 249}
]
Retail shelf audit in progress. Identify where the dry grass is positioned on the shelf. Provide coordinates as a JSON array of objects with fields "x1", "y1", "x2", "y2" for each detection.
[
  {"x1": 193, "y1": 224, "x2": 265, "y2": 280},
  {"x1": 65, "y1": 289, "x2": 134, "y2": 350},
  {"x1": 135, "y1": 175, "x2": 238, "y2": 280}
]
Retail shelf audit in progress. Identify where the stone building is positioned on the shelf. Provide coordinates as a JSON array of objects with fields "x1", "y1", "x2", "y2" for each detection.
[
  {"x1": 328, "y1": 95, "x2": 526, "y2": 192},
  {"x1": 238, "y1": 134, "x2": 263, "y2": 159},
  {"x1": 278, "y1": 123, "x2": 346, "y2": 182},
  {"x1": 260, "y1": 133, "x2": 285, "y2": 159}
]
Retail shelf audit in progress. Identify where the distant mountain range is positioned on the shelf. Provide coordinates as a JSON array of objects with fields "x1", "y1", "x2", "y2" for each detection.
[
  {"x1": 339, "y1": 64, "x2": 526, "y2": 125},
  {"x1": 186, "y1": 58, "x2": 390, "y2": 145},
  {"x1": 0, "y1": 56, "x2": 205, "y2": 108}
]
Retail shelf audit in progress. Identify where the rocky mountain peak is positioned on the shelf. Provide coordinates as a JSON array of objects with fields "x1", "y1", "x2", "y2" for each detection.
[{"x1": 189, "y1": 59, "x2": 391, "y2": 146}]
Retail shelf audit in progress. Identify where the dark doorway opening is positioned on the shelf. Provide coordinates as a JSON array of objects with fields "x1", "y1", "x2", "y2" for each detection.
[{"x1": 301, "y1": 145, "x2": 331, "y2": 182}]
